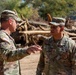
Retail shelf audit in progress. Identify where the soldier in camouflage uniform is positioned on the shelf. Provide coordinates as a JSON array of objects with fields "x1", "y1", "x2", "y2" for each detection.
[
  {"x1": 36, "y1": 17, "x2": 76, "y2": 75},
  {"x1": 0, "y1": 10, "x2": 42, "y2": 75}
]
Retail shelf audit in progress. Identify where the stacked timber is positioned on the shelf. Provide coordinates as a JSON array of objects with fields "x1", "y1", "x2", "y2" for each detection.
[
  {"x1": 65, "y1": 18, "x2": 76, "y2": 41},
  {"x1": 11, "y1": 19, "x2": 51, "y2": 46}
]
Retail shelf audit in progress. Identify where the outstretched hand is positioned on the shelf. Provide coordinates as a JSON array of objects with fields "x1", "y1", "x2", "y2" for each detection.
[{"x1": 26, "y1": 45, "x2": 42, "y2": 54}]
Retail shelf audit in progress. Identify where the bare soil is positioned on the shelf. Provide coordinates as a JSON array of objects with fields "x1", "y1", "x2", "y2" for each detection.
[{"x1": 20, "y1": 52, "x2": 40, "y2": 75}]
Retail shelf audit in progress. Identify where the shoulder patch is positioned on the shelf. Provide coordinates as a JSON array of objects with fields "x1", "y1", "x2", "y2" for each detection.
[
  {"x1": 0, "y1": 37, "x2": 10, "y2": 44},
  {"x1": 0, "y1": 31, "x2": 10, "y2": 44}
]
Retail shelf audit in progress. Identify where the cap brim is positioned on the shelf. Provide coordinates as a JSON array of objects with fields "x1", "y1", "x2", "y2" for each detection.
[
  {"x1": 53, "y1": 17, "x2": 66, "y2": 22},
  {"x1": 14, "y1": 16, "x2": 22, "y2": 22},
  {"x1": 49, "y1": 22, "x2": 65, "y2": 26}
]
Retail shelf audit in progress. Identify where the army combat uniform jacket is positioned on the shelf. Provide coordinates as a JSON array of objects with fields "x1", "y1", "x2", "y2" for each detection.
[
  {"x1": 0, "y1": 30, "x2": 29, "y2": 75},
  {"x1": 36, "y1": 35, "x2": 76, "y2": 75}
]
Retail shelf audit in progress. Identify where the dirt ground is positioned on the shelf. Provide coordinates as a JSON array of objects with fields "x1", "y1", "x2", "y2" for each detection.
[{"x1": 20, "y1": 52, "x2": 40, "y2": 75}]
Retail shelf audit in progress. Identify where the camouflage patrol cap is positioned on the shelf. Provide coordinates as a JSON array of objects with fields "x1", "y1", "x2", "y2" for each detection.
[
  {"x1": 49, "y1": 17, "x2": 66, "y2": 26},
  {"x1": 1, "y1": 10, "x2": 22, "y2": 22}
]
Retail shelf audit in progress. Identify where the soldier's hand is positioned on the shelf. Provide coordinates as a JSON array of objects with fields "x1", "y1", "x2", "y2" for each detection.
[{"x1": 26, "y1": 45, "x2": 42, "y2": 54}]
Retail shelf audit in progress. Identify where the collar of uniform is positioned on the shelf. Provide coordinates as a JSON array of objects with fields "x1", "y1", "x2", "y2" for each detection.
[{"x1": 49, "y1": 35, "x2": 66, "y2": 46}]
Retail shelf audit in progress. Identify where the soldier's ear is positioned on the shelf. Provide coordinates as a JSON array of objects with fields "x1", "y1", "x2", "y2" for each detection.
[{"x1": 8, "y1": 18, "x2": 13, "y2": 25}]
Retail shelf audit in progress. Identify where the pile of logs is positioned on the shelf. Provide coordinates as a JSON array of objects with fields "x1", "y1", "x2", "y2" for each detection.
[
  {"x1": 65, "y1": 18, "x2": 76, "y2": 41},
  {"x1": 11, "y1": 19, "x2": 50, "y2": 46}
]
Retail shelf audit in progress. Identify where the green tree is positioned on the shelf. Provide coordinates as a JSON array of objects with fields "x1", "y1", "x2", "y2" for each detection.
[
  {"x1": 0, "y1": 0, "x2": 40, "y2": 20},
  {"x1": 1, "y1": 0, "x2": 76, "y2": 20},
  {"x1": 0, "y1": 0, "x2": 20, "y2": 13},
  {"x1": 29, "y1": 0, "x2": 76, "y2": 19}
]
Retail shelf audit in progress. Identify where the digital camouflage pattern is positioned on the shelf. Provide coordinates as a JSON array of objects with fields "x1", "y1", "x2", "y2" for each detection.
[
  {"x1": 0, "y1": 30, "x2": 29, "y2": 75},
  {"x1": 36, "y1": 35, "x2": 76, "y2": 75}
]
